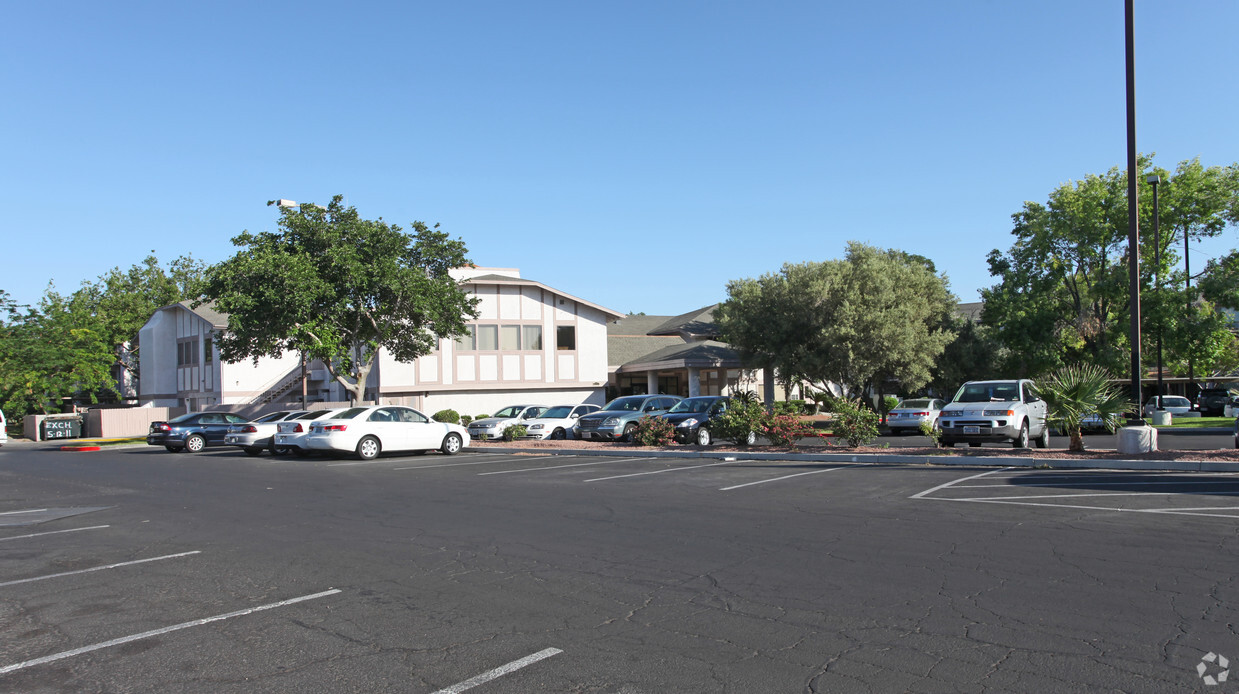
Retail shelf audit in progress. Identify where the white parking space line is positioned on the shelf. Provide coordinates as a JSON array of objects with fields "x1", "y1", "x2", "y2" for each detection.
[
  {"x1": 430, "y1": 647, "x2": 562, "y2": 694},
  {"x1": 908, "y1": 468, "x2": 1012, "y2": 499},
  {"x1": 955, "y1": 479, "x2": 1239, "y2": 489},
  {"x1": 0, "y1": 509, "x2": 48, "y2": 516},
  {"x1": 939, "y1": 497, "x2": 1239, "y2": 519},
  {"x1": 478, "y1": 457, "x2": 647, "y2": 476},
  {"x1": 393, "y1": 456, "x2": 577, "y2": 471},
  {"x1": 720, "y1": 466, "x2": 848, "y2": 491},
  {"x1": 329, "y1": 453, "x2": 526, "y2": 468},
  {"x1": 0, "y1": 589, "x2": 341, "y2": 676},
  {"x1": 0, "y1": 550, "x2": 201, "y2": 588},
  {"x1": 585, "y1": 459, "x2": 741, "y2": 482},
  {"x1": 0, "y1": 525, "x2": 110, "y2": 543}
]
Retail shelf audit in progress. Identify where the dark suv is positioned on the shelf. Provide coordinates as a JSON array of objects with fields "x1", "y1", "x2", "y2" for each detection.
[{"x1": 1195, "y1": 388, "x2": 1231, "y2": 417}]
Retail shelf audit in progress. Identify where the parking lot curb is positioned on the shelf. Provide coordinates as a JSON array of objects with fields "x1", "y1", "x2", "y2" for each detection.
[{"x1": 480, "y1": 446, "x2": 1239, "y2": 473}]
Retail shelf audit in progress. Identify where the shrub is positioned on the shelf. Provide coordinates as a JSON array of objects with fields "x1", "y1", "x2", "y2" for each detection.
[
  {"x1": 918, "y1": 420, "x2": 942, "y2": 448},
  {"x1": 881, "y1": 395, "x2": 900, "y2": 420},
  {"x1": 432, "y1": 409, "x2": 460, "y2": 424},
  {"x1": 501, "y1": 424, "x2": 527, "y2": 441},
  {"x1": 460, "y1": 415, "x2": 473, "y2": 426},
  {"x1": 475, "y1": 413, "x2": 491, "y2": 420},
  {"x1": 712, "y1": 400, "x2": 765, "y2": 445},
  {"x1": 761, "y1": 413, "x2": 815, "y2": 446},
  {"x1": 831, "y1": 398, "x2": 881, "y2": 447},
  {"x1": 631, "y1": 415, "x2": 676, "y2": 446}
]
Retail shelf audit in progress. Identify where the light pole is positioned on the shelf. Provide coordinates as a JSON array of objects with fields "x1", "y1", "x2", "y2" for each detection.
[
  {"x1": 1124, "y1": 0, "x2": 1144, "y2": 423},
  {"x1": 1147, "y1": 174, "x2": 1163, "y2": 411}
]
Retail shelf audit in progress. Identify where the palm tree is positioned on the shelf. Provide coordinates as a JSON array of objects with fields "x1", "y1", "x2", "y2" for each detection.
[{"x1": 1035, "y1": 364, "x2": 1133, "y2": 452}]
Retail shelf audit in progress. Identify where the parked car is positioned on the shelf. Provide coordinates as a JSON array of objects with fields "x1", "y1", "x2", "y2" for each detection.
[
  {"x1": 938, "y1": 379, "x2": 1049, "y2": 449},
  {"x1": 0, "y1": 409, "x2": 6, "y2": 447},
  {"x1": 147, "y1": 411, "x2": 252, "y2": 453},
  {"x1": 223, "y1": 410, "x2": 307, "y2": 456},
  {"x1": 522, "y1": 404, "x2": 600, "y2": 440},
  {"x1": 659, "y1": 396, "x2": 744, "y2": 446},
  {"x1": 273, "y1": 409, "x2": 347, "y2": 457},
  {"x1": 1194, "y1": 388, "x2": 1232, "y2": 416},
  {"x1": 466, "y1": 405, "x2": 548, "y2": 440},
  {"x1": 576, "y1": 394, "x2": 682, "y2": 442},
  {"x1": 305, "y1": 405, "x2": 469, "y2": 460},
  {"x1": 885, "y1": 398, "x2": 946, "y2": 435},
  {"x1": 1143, "y1": 395, "x2": 1192, "y2": 418}
]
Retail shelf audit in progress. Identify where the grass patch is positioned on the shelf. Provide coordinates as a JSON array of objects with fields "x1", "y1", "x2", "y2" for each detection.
[{"x1": 1152, "y1": 417, "x2": 1233, "y2": 429}]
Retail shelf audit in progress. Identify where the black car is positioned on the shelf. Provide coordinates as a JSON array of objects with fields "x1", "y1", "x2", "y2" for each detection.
[
  {"x1": 1195, "y1": 388, "x2": 1231, "y2": 417},
  {"x1": 147, "y1": 412, "x2": 251, "y2": 453},
  {"x1": 660, "y1": 396, "x2": 741, "y2": 446}
]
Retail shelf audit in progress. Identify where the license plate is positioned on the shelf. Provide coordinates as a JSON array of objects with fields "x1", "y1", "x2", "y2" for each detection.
[{"x1": 963, "y1": 426, "x2": 980, "y2": 434}]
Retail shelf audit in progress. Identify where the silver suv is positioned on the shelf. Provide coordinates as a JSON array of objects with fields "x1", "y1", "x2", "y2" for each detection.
[
  {"x1": 938, "y1": 379, "x2": 1049, "y2": 448},
  {"x1": 576, "y1": 394, "x2": 681, "y2": 442}
]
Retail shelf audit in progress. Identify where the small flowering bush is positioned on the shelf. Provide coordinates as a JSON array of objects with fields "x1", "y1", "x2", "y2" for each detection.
[
  {"x1": 760, "y1": 413, "x2": 815, "y2": 446},
  {"x1": 631, "y1": 415, "x2": 676, "y2": 446},
  {"x1": 831, "y1": 398, "x2": 881, "y2": 448},
  {"x1": 501, "y1": 424, "x2": 527, "y2": 441}
]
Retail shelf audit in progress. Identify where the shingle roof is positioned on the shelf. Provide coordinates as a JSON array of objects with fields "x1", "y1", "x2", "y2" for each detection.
[
  {"x1": 179, "y1": 300, "x2": 229, "y2": 329},
  {"x1": 649, "y1": 305, "x2": 719, "y2": 337},
  {"x1": 615, "y1": 340, "x2": 741, "y2": 372}
]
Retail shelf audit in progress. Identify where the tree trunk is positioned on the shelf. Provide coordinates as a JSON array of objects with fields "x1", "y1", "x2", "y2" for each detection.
[{"x1": 1068, "y1": 428, "x2": 1085, "y2": 452}]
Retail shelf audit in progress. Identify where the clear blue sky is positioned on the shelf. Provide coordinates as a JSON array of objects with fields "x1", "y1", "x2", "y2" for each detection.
[{"x1": 4, "y1": 1, "x2": 1237, "y2": 317}]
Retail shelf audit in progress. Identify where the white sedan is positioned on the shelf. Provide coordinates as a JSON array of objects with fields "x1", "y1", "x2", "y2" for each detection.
[
  {"x1": 522, "y1": 404, "x2": 601, "y2": 440},
  {"x1": 305, "y1": 405, "x2": 469, "y2": 460},
  {"x1": 1143, "y1": 396, "x2": 1193, "y2": 418}
]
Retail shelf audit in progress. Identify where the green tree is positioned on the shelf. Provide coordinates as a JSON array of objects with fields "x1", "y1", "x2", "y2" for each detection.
[
  {"x1": 716, "y1": 242, "x2": 958, "y2": 398},
  {"x1": 982, "y1": 156, "x2": 1239, "y2": 377},
  {"x1": 928, "y1": 317, "x2": 1004, "y2": 396},
  {"x1": 0, "y1": 289, "x2": 117, "y2": 419},
  {"x1": 1198, "y1": 250, "x2": 1239, "y2": 311},
  {"x1": 202, "y1": 196, "x2": 478, "y2": 404}
]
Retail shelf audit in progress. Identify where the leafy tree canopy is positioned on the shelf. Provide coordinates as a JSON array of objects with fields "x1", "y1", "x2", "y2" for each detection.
[
  {"x1": 202, "y1": 195, "x2": 478, "y2": 404},
  {"x1": 982, "y1": 156, "x2": 1239, "y2": 377},
  {"x1": 716, "y1": 242, "x2": 958, "y2": 398}
]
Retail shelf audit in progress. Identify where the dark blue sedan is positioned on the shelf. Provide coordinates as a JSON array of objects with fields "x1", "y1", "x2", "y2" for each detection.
[{"x1": 147, "y1": 412, "x2": 251, "y2": 453}]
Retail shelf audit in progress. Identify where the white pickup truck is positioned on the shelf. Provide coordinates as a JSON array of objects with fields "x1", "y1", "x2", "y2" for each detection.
[{"x1": 937, "y1": 379, "x2": 1049, "y2": 449}]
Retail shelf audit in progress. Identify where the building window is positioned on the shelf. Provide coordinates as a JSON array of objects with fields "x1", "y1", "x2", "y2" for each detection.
[
  {"x1": 556, "y1": 325, "x2": 576, "y2": 351},
  {"x1": 455, "y1": 326, "x2": 476, "y2": 351},
  {"x1": 177, "y1": 339, "x2": 199, "y2": 367},
  {"x1": 203, "y1": 335, "x2": 213, "y2": 363},
  {"x1": 499, "y1": 325, "x2": 521, "y2": 351},
  {"x1": 523, "y1": 325, "x2": 542, "y2": 351},
  {"x1": 477, "y1": 325, "x2": 499, "y2": 351}
]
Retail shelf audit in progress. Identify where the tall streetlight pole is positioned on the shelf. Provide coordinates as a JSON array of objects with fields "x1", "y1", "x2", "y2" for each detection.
[
  {"x1": 1124, "y1": 0, "x2": 1144, "y2": 422},
  {"x1": 1147, "y1": 174, "x2": 1163, "y2": 411}
]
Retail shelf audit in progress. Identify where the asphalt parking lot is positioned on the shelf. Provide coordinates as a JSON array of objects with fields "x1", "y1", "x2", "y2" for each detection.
[{"x1": 2, "y1": 445, "x2": 1238, "y2": 692}]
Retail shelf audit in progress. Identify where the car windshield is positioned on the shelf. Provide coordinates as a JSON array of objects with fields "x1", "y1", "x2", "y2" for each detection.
[
  {"x1": 953, "y1": 382, "x2": 1020, "y2": 403},
  {"x1": 600, "y1": 396, "x2": 647, "y2": 412},
  {"x1": 492, "y1": 406, "x2": 523, "y2": 418},
  {"x1": 897, "y1": 399, "x2": 934, "y2": 409},
  {"x1": 168, "y1": 413, "x2": 197, "y2": 423},
  {"x1": 330, "y1": 408, "x2": 369, "y2": 419},
  {"x1": 539, "y1": 406, "x2": 573, "y2": 419},
  {"x1": 668, "y1": 398, "x2": 717, "y2": 414},
  {"x1": 254, "y1": 411, "x2": 290, "y2": 423}
]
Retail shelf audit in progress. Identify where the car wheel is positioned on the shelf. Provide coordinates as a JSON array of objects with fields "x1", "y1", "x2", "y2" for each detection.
[
  {"x1": 745, "y1": 430, "x2": 757, "y2": 445},
  {"x1": 270, "y1": 440, "x2": 288, "y2": 456},
  {"x1": 941, "y1": 441, "x2": 954, "y2": 448},
  {"x1": 968, "y1": 442, "x2": 981, "y2": 448},
  {"x1": 441, "y1": 433, "x2": 463, "y2": 456},
  {"x1": 622, "y1": 424, "x2": 638, "y2": 443},
  {"x1": 165, "y1": 445, "x2": 184, "y2": 453},
  {"x1": 1034, "y1": 424, "x2": 1050, "y2": 449},
  {"x1": 550, "y1": 427, "x2": 566, "y2": 440},
  {"x1": 356, "y1": 435, "x2": 381, "y2": 461},
  {"x1": 1012, "y1": 421, "x2": 1029, "y2": 449},
  {"x1": 185, "y1": 434, "x2": 206, "y2": 453},
  {"x1": 696, "y1": 427, "x2": 712, "y2": 446},
  {"x1": 243, "y1": 447, "x2": 263, "y2": 456}
]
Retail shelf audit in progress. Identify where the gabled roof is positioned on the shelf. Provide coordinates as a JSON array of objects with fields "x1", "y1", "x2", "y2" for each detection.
[
  {"x1": 463, "y1": 274, "x2": 625, "y2": 320},
  {"x1": 178, "y1": 301, "x2": 229, "y2": 329},
  {"x1": 615, "y1": 340, "x2": 741, "y2": 373},
  {"x1": 648, "y1": 305, "x2": 719, "y2": 338}
]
